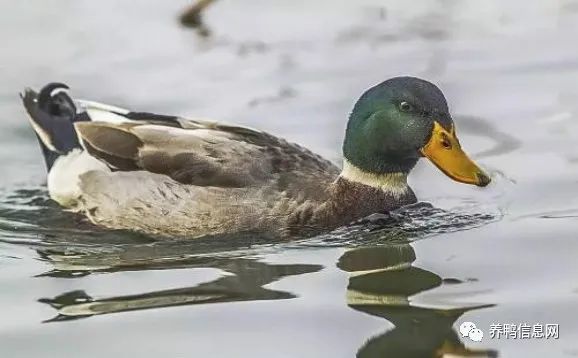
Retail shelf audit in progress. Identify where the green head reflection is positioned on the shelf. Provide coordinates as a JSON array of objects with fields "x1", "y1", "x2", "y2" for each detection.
[{"x1": 338, "y1": 244, "x2": 498, "y2": 358}]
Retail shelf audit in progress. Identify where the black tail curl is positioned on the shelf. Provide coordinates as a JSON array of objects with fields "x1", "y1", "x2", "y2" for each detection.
[{"x1": 21, "y1": 83, "x2": 89, "y2": 170}]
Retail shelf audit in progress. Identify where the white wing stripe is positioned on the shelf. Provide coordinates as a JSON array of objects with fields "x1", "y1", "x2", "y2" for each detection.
[{"x1": 77, "y1": 99, "x2": 130, "y2": 115}]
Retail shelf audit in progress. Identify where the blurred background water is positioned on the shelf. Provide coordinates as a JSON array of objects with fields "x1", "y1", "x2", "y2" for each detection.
[{"x1": 1, "y1": 1, "x2": 578, "y2": 357}]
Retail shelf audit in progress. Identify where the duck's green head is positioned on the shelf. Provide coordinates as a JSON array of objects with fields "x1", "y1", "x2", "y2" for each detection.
[{"x1": 343, "y1": 76, "x2": 490, "y2": 187}]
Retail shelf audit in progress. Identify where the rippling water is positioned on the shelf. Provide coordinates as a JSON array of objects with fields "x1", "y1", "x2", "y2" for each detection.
[{"x1": 1, "y1": 1, "x2": 578, "y2": 357}]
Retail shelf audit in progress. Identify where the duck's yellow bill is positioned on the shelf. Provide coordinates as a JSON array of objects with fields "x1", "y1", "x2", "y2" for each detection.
[{"x1": 420, "y1": 121, "x2": 491, "y2": 187}]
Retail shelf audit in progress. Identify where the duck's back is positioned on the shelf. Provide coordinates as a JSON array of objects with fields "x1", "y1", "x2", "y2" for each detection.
[{"x1": 73, "y1": 118, "x2": 342, "y2": 238}]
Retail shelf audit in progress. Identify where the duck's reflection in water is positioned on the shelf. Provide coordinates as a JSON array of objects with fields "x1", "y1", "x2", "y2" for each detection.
[
  {"x1": 338, "y1": 245, "x2": 498, "y2": 358},
  {"x1": 37, "y1": 244, "x2": 321, "y2": 322}
]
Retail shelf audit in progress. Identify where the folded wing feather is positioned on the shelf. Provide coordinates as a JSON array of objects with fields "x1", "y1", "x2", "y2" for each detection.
[{"x1": 74, "y1": 119, "x2": 339, "y2": 190}]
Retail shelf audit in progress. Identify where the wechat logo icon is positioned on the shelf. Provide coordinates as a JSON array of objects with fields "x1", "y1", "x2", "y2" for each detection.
[{"x1": 459, "y1": 321, "x2": 484, "y2": 342}]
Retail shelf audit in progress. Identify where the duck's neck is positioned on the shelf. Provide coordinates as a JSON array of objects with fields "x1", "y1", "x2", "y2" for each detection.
[
  {"x1": 339, "y1": 159, "x2": 410, "y2": 197},
  {"x1": 316, "y1": 161, "x2": 416, "y2": 229}
]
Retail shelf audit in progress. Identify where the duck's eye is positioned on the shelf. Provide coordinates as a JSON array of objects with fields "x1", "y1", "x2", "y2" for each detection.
[
  {"x1": 399, "y1": 101, "x2": 413, "y2": 112},
  {"x1": 440, "y1": 133, "x2": 452, "y2": 150}
]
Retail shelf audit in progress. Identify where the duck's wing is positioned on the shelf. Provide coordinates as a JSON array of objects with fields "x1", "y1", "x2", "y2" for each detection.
[{"x1": 75, "y1": 102, "x2": 340, "y2": 190}]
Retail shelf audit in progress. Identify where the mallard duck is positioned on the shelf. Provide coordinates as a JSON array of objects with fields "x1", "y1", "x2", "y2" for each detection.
[{"x1": 21, "y1": 77, "x2": 490, "y2": 239}]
